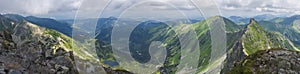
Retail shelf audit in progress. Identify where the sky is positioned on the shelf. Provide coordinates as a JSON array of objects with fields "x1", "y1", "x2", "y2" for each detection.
[{"x1": 0, "y1": 0, "x2": 300, "y2": 19}]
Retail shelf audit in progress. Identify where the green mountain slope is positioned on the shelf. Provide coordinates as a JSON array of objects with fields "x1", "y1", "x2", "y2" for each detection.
[
  {"x1": 95, "y1": 16, "x2": 243, "y2": 74},
  {"x1": 0, "y1": 14, "x2": 133, "y2": 74},
  {"x1": 160, "y1": 16, "x2": 243, "y2": 73},
  {"x1": 223, "y1": 19, "x2": 299, "y2": 73},
  {"x1": 193, "y1": 16, "x2": 242, "y2": 72},
  {"x1": 242, "y1": 19, "x2": 298, "y2": 55},
  {"x1": 193, "y1": 16, "x2": 241, "y2": 34},
  {"x1": 258, "y1": 15, "x2": 300, "y2": 49}
]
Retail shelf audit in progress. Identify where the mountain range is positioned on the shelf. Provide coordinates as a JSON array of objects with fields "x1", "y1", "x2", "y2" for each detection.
[{"x1": 0, "y1": 14, "x2": 300, "y2": 74}]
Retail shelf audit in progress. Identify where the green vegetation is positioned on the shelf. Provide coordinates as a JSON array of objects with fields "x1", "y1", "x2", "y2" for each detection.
[
  {"x1": 159, "y1": 16, "x2": 243, "y2": 73},
  {"x1": 42, "y1": 15, "x2": 299, "y2": 74},
  {"x1": 242, "y1": 19, "x2": 297, "y2": 55},
  {"x1": 43, "y1": 29, "x2": 99, "y2": 62}
]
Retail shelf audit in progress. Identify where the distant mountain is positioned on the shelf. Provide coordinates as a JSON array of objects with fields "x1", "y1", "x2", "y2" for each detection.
[
  {"x1": 228, "y1": 14, "x2": 283, "y2": 25},
  {"x1": 228, "y1": 16, "x2": 250, "y2": 25},
  {"x1": 253, "y1": 14, "x2": 278, "y2": 21},
  {"x1": 25, "y1": 16, "x2": 72, "y2": 36},
  {"x1": 2, "y1": 14, "x2": 25, "y2": 22},
  {"x1": 272, "y1": 15, "x2": 300, "y2": 25},
  {"x1": 3, "y1": 14, "x2": 72, "y2": 36},
  {"x1": 257, "y1": 15, "x2": 300, "y2": 49},
  {"x1": 95, "y1": 17, "x2": 118, "y2": 43}
]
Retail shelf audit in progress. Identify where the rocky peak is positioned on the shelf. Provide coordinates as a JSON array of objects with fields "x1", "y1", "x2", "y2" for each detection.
[
  {"x1": 223, "y1": 18, "x2": 299, "y2": 73},
  {"x1": 0, "y1": 15, "x2": 79, "y2": 74},
  {"x1": 241, "y1": 18, "x2": 296, "y2": 55},
  {"x1": 249, "y1": 18, "x2": 257, "y2": 24},
  {"x1": 246, "y1": 18, "x2": 262, "y2": 30}
]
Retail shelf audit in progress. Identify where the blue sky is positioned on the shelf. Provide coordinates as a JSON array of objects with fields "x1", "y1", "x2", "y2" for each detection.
[{"x1": 0, "y1": 0, "x2": 299, "y2": 19}]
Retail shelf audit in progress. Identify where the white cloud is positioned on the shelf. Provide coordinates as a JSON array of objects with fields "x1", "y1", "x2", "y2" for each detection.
[
  {"x1": 0, "y1": 0, "x2": 299, "y2": 18},
  {"x1": 0, "y1": 0, "x2": 82, "y2": 18},
  {"x1": 218, "y1": 0, "x2": 300, "y2": 16}
]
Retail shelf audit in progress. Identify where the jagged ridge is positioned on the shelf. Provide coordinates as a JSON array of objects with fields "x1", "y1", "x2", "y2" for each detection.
[{"x1": 242, "y1": 19, "x2": 298, "y2": 55}]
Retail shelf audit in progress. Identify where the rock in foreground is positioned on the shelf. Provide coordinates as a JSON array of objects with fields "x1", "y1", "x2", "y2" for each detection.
[
  {"x1": 226, "y1": 48, "x2": 300, "y2": 74},
  {"x1": 0, "y1": 21, "x2": 78, "y2": 73}
]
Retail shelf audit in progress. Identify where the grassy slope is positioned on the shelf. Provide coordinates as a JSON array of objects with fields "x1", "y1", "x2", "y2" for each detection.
[
  {"x1": 117, "y1": 16, "x2": 242, "y2": 73},
  {"x1": 43, "y1": 29, "x2": 99, "y2": 62},
  {"x1": 167, "y1": 16, "x2": 242, "y2": 73},
  {"x1": 242, "y1": 19, "x2": 298, "y2": 55}
]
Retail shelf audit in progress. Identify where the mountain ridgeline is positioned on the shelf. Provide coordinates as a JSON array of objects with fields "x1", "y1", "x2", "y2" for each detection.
[
  {"x1": 0, "y1": 14, "x2": 81, "y2": 73},
  {"x1": 242, "y1": 19, "x2": 297, "y2": 55},
  {"x1": 0, "y1": 14, "x2": 132, "y2": 74},
  {"x1": 1, "y1": 14, "x2": 300, "y2": 74},
  {"x1": 223, "y1": 18, "x2": 299, "y2": 73},
  {"x1": 3, "y1": 14, "x2": 72, "y2": 36}
]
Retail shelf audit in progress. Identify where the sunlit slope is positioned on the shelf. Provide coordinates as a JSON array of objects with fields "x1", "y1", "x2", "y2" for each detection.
[{"x1": 242, "y1": 19, "x2": 298, "y2": 55}]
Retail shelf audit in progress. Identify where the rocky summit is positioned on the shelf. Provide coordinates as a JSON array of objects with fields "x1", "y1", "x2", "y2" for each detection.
[
  {"x1": 0, "y1": 16, "x2": 78, "y2": 74},
  {"x1": 226, "y1": 48, "x2": 300, "y2": 74}
]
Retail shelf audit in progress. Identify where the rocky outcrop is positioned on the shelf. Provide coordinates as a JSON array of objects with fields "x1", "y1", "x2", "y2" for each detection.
[
  {"x1": 222, "y1": 19, "x2": 299, "y2": 73},
  {"x1": 226, "y1": 49, "x2": 300, "y2": 74},
  {"x1": 0, "y1": 16, "x2": 78, "y2": 73},
  {"x1": 0, "y1": 14, "x2": 135, "y2": 74}
]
